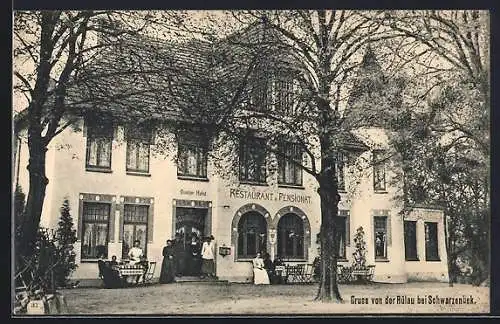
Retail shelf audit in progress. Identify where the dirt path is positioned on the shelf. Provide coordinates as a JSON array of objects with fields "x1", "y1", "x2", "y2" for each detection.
[{"x1": 62, "y1": 282, "x2": 489, "y2": 315}]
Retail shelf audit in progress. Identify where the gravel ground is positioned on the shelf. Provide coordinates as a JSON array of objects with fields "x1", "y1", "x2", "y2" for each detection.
[{"x1": 60, "y1": 282, "x2": 489, "y2": 315}]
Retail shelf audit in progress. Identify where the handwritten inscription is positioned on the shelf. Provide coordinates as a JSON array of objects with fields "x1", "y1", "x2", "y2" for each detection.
[{"x1": 229, "y1": 188, "x2": 312, "y2": 204}]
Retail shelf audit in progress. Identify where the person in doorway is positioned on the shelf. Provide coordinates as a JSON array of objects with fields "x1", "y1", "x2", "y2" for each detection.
[
  {"x1": 159, "y1": 240, "x2": 176, "y2": 284},
  {"x1": 174, "y1": 233, "x2": 185, "y2": 277},
  {"x1": 187, "y1": 233, "x2": 202, "y2": 276},
  {"x1": 272, "y1": 256, "x2": 285, "y2": 284},
  {"x1": 201, "y1": 235, "x2": 215, "y2": 279},
  {"x1": 252, "y1": 252, "x2": 270, "y2": 285},
  {"x1": 262, "y1": 252, "x2": 275, "y2": 284},
  {"x1": 128, "y1": 240, "x2": 144, "y2": 265}
]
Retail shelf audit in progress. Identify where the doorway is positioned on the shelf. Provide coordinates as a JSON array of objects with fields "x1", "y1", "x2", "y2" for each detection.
[{"x1": 174, "y1": 207, "x2": 208, "y2": 276}]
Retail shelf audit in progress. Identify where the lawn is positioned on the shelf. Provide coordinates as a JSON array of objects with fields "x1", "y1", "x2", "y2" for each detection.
[{"x1": 60, "y1": 282, "x2": 489, "y2": 315}]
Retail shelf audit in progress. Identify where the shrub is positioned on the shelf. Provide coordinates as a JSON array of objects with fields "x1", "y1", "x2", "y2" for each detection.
[
  {"x1": 352, "y1": 226, "x2": 367, "y2": 270},
  {"x1": 53, "y1": 199, "x2": 78, "y2": 288}
]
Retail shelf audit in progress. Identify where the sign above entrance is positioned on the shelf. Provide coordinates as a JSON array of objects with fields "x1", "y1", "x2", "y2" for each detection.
[
  {"x1": 229, "y1": 188, "x2": 312, "y2": 204},
  {"x1": 180, "y1": 189, "x2": 207, "y2": 197}
]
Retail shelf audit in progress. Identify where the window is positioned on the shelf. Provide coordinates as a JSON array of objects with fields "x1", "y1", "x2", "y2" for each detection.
[
  {"x1": 122, "y1": 204, "x2": 149, "y2": 259},
  {"x1": 425, "y1": 222, "x2": 440, "y2": 261},
  {"x1": 274, "y1": 75, "x2": 295, "y2": 115},
  {"x1": 250, "y1": 76, "x2": 270, "y2": 112},
  {"x1": 177, "y1": 131, "x2": 208, "y2": 178},
  {"x1": 237, "y1": 212, "x2": 267, "y2": 258},
  {"x1": 277, "y1": 213, "x2": 304, "y2": 259},
  {"x1": 126, "y1": 127, "x2": 152, "y2": 173},
  {"x1": 336, "y1": 216, "x2": 347, "y2": 259},
  {"x1": 374, "y1": 216, "x2": 388, "y2": 259},
  {"x1": 81, "y1": 202, "x2": 111, "y2": 259},
  {"x1": 278, "y1": 142, "x2": 302, "y2": 186},
  {"x1": 86, "y1": 120, "x2": 113, "y2": 169},
  {"x1": 404, "y1": 221, "x2": 418, "y2": 261},
  {"x1": 336, "y1": 152, "x2": 345, "y2": 191},
  {"x1": 239, "y1": 136, "x2": 267, "y2": 183},
  {"x1": 373, "y1": 151, "x2": 386, "y2": 191}
]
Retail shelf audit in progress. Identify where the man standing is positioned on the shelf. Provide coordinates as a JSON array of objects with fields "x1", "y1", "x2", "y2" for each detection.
[{"x1": 201, "y1": 235, "x2": 216, "y2": 279}]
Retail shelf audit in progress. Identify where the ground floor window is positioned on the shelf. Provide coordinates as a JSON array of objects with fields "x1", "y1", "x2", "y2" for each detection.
[
  {"x1": 277, "y1": 213, "x2": 304, "y2": 259},
  {"x1": 122, "y1": 204, "x2": 149, "y2": 259},
  {"x1": 81, "y1": 202, "x2": 111, "y2": 259},
  {"x1": 425, "y1": 222, "x2": 440, "y2": 261},
  {"x1": 374, "y1": 216, "x2": 388, "y2": 259},
  {"x1": 238, "y1": 211, "x2": 267, "y2": 258},
  {"x1": 404, "y1": 220, "x2": 418, "y2": 261},
  {"x1": 337, "y1": 216, "x2": 347, "y2": 258}
]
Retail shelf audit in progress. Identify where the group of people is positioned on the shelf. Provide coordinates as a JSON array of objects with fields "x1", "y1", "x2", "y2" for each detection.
[
  {"x1": 252, "y1": 252, "x2": 285, "y2": 285},
  {"x1": 98, "y1": 240, "x2": 149, "y2": 288},
  {"x1": 159, "y1": 232, "x2": 216, "y2": 284}
]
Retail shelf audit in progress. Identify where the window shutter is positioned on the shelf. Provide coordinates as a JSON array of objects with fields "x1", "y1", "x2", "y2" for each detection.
[
  {"x1": 346, "y1": 213, "x2": 350, "y2": 246},
  {"x1": 147, "y1": 203, "x2": 154, "y2": 244},
  {"x1": 387, "y1": 214, "x2": 392, "y2": 246}
]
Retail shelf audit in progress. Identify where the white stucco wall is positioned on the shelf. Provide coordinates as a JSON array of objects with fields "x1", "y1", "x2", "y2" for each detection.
[{"x1": 14, "y1": 121, "x2": 448, "y2": 283}]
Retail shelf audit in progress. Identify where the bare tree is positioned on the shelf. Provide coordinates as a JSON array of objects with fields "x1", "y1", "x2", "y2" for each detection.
[
  {"x1": 210, "y1": 10, "x2": 402, "y2": 302},
  {"x1": 13, "y1": 10, "x2": 164, "y2": 257}
]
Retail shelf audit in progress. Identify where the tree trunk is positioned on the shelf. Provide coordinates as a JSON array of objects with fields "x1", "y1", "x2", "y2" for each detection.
[
  {"x1": 443, "y1": 213, "x2": 454, "y2": 287},
  {"x1": 20, "y1": 131, "x2": 49, "y2": 257},
  {"x1": 315, "y1": 160, "x2": 342, "y2": 302}
]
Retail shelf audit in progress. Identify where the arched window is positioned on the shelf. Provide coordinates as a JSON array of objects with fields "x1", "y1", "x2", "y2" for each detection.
[
  {"x1": 277, "y1": 213, "x2": 304, "y2": 259},
  {"x1": 237, "y1": 212, "x2": 267, "y2": 258}
]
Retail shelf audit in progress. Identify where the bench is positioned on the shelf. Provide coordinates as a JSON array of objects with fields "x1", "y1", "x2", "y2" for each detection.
[{"x1": 337, "y1": 265, "x2": 375, "y2": 283}]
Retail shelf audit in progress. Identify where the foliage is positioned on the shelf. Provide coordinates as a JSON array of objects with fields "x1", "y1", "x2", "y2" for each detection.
[
  {"x1": 351, "y1": 227, "x2": 367, "y2": 270},
  {"x1": 53, "y1": 199, "x2": 78, "y2": 288},
  {"x1": 15, "y1": 227, "x2": 59, "y2": 314}
]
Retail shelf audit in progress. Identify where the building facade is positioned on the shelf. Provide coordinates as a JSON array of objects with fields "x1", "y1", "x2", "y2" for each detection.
[
  {"x1": 14, "y1": 118, "x2": 449, "y2": 284},
  {"x1": 13, "y1": 24, "x2": 449, "y2": 284}
]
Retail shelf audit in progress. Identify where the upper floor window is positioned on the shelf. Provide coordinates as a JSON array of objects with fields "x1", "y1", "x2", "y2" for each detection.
[
  {"x1": 404, "y1": 220, "x2": 418, "y2": 261},
  {"x1": 247, "y1": 70, "x2": 298, "y2": 114},
  {"x1": 277, "y1": 213, "x2": 304, "y2": 259},
  {"x1": 274, "y1": 75, "x2": 296, "y2": 115},
  {"x1": 239, "y1": 136, "x2": 267, "y2": 183},
  {"x1": 81, "y1": 202, "x2": 111, "y2": 259},
  {"x1": 374, "y1": 216, "x2": 388, "y2": 260},
  {"x1": 86, "y1": 120, "x2": 113, "y2": 170},
  {"x1": 425, "y1": 222, "x2": 440, "y2": 261},
  {"x1": 126, "y1": 126, "x2": 153, "y2": 174},
  {"x1": 278, "y1": 141, "x2": 302, "y2": 186},
  {"x1": 249, "y1": 76, "x2": 270, "y2": 112},
  {"x1": 177, "y1": 130, "x2": 208, "y2": 179},
  {"x1": 373, "y1": 151, "x2": 386, "y2": 192}
]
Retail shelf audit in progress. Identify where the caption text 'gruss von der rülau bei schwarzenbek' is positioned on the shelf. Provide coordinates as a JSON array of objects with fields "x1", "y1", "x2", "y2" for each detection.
[{"x1": 350, "y1": 295, "x2": 477, "y2": 305}]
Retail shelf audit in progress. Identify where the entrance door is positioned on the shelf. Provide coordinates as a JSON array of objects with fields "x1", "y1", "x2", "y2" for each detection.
[{"x1": 175, "y1": 207, "x2": 207, "y2": 276}]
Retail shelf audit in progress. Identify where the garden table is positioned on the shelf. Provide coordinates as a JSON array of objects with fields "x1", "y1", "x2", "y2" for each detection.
[{"x1": 112, "y1": 264, "x2": 146, "y2": 277}]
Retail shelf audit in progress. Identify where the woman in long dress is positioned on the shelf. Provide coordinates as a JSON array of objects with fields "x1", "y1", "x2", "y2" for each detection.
[
  {"x1": 252, "y1": 252, "x2": 270, "y2": 285},
  {"x1": 159, "y1": 240, "x2": 175, "y2": 284}
]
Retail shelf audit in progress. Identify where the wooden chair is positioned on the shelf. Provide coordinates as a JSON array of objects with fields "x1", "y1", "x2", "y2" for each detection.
[
  {"x1": 285, "y1": 264, "x2": 305, "y2": 284},
  {"x1": 302, "y1": 264, "x2": 315, "y2": 283},
  {"x1": 142, "y1": 261, "x2": 157, "y2": 284}
]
